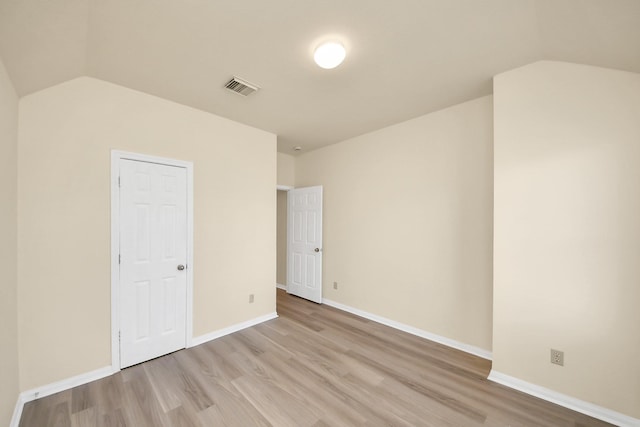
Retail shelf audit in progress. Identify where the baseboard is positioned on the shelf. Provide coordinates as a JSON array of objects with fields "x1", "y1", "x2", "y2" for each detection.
[
  {"x1": 10, "y1": 395, "x2": 24, "y2": 427},
  {"x1": 190, "y1": 312, "x2": 278, "y2": 347},
  {"x1": 10, "y1": 313, "x2": 279, "y2": 427},
  {"x1": 488, "y1": 370, "x2": 640, "y2": 427},
  {"x1": 11, "y1": 365, "x2": 115, "y2": 427},
  {"x1": 321, "y1": 298, "x2": 492, "y2": 360},
  {"x1": 276, "y1": 283, "x2": 286, "y2": 290}
]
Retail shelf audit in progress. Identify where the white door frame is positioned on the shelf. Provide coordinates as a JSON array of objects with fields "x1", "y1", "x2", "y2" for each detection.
[
  {"x1": 110, "y1": 150, "x2": 194, "y2": 371},
  {"x1": 276, "y1": 185, "x2": 293, "y2": 291}
]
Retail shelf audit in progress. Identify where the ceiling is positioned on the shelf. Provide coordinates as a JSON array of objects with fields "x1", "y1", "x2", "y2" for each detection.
[{"x1": 1, "y1": 0, "x2": 639, "y2": 154}]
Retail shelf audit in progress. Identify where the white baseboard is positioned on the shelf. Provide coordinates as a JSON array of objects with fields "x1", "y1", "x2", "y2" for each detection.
[
  {"x1": 10, "y1": 395, "x2": 24, "y2": 427},
  {"x1": 321, "y1": 298, "x2": 492, "y2": 360},
  {"x1": 11, "y1": 365, "x2": 115, "y2": 427},
  {"x1": 276, "y1": 283, "x2": 286, "y2": 290},
  {"x1": 488, "y1": 370, "x2": 640, "y2": 427},
  {"x1": 190, "y1": 312, "x2": 278, "y2": 347},
  {"x1": 10, "y1": 312, "x2": 278, "y2": 427}
]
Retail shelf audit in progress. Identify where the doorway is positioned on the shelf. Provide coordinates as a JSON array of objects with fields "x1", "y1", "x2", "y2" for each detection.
[
  {"x1": 276, "y1": 189, "x2": 288, "y2": 290},
  {"x1": 275, "y1": 185, "x2": 324, "y2": 303},
  {"x1": 111, "y1": 151, "x2": 194, "y2": 370}
]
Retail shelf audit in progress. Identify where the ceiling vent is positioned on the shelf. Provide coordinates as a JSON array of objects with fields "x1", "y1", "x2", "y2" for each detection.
[{"x1": 224, "y1": 76, "x2": 260, "y2": 96}]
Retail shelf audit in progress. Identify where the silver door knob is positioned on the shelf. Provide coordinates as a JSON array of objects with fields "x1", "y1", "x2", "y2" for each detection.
[
  {"x1": 314, "y1": 248, "x2": 320, "y2": 252},
  {"x1": 177, "y1": 264, "x2": 185, "y2": 271}
]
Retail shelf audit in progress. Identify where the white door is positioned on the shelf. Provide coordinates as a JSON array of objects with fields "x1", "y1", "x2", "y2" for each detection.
[
  {"x1": 119, "y1": 159, "x2": 188, "y2": 368},
  {"x1": 287, "y1": 186, "x2": 323, "y2": 303}
]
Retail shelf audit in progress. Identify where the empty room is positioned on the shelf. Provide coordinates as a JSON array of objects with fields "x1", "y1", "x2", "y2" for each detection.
[{"x1": 1, "y1": 1, "x2": 639, "y2": 426}]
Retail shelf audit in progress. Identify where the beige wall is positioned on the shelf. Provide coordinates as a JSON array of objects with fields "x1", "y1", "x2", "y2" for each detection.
[
  {"x1": 493, "y1": 61, "x2": 640, "y2": 418},
  {"x1": 296, "y1": 96, "x2": 494, "y2": 351},
  {"x1": 18, "y1": 77, "x2": 277, "y2": 391},
  {"x1": 276, "y1": 190, "x2": 287, "y2": 285},
  {"x1": 277, "y1": 152, "x2": 295, "y2": 187},
  {"x1": 0, "y1": 57, "x2": 19, "y2": 426}
]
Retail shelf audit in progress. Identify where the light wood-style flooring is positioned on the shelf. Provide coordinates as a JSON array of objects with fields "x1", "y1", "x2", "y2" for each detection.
[{"x1": 20, "y1": 289, "x2": 613, "y2": 426}]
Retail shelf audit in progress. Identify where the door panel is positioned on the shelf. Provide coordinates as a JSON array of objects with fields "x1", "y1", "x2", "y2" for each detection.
[
  {"x1": 120, "y1": 159, "x2": 187, "y2": 368},
  {"x1": 287, "y1": 186, "x2": 323, "y2": 303}
]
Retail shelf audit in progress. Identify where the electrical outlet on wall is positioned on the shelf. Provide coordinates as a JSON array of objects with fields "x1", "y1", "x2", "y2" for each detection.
[
  {"x1": 333, "y1": 282, "x2": 338, "y2": 290},
  {"x1": 550, "y1": 349, "x2": 564, "y2": 366},
  {"x1": 249, "y1": 294, "x2": 254, "y2": 303}
]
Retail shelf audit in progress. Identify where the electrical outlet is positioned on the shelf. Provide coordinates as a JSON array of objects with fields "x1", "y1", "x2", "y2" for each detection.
[
  {"x1": 550, "y1": 349, "x2": 564, "y2": 366},
  {"x1": 249, "y1": 294, "x2": 254, "y2": 303},
  {"x1": 333, "y1": 282, "x2": 338, "y2": 290}
]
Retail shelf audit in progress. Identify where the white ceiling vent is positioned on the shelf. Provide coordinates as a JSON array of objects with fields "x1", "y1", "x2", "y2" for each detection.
[{"x1": 224, "y1": 76, "x2": 260, "y2": 96}]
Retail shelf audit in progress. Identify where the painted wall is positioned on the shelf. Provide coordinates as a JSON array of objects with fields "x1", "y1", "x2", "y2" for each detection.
[
  {"x1": 17, "y1": 77, "x2": 276, "y2": 391},
  {"x1": 277, "y1": 152, "x2": 295, "y2": 187},
  {"x1": 276, "y1": 190, "x2": 287, "y2": 286},
  {"x1": 493, "y1": 61, "x2": 640, "y2": 418},
  {"x1": 296, "y1": 96, "x2": 494, "y2": 352},
  {"x1": 0, "y1": 57, "x2": 19, "y2": 427}
]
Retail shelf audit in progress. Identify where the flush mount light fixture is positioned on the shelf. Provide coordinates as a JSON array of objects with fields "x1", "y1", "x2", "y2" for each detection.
[
  {"x1": 294, "y1": 146, "x2": 302, "y2": 151},
  {"x1": 313, "y1": 42, "x2": 346, "y2": 69}
]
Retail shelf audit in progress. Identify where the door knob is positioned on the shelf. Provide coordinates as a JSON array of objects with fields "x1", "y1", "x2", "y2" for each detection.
[
  {"x1": 314, "y1": 248, "x2": 320, "y2": 252},
  {"x1": 177, "y1": 264, "x2": 185, "y2": 271}
]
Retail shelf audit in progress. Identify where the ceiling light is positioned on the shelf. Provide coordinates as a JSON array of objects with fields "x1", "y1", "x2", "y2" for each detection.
[
  {"x1": 314, "y1": 42, "x2": 346, "y2": 69},
  {"x1": 294, "y1": 146, "x2": 302, "y2": 151}
]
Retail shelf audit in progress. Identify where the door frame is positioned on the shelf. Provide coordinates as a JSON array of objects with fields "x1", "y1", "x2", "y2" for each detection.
[
  {"x1": 276, "y1": 185, "x2": 293, "y2": 291},
  {"x1": 110, "y1": 150, "x2": 194, "y2": 371}
]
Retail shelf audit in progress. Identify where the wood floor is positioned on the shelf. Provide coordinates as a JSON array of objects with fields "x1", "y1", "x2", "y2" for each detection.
[{"x1": 20, "y1": 289, "x2": 613, "y2": 427}]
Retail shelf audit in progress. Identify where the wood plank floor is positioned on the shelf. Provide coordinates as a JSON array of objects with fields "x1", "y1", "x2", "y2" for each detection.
[{"x1": 20, "y1": 289, "x2": 614, "y2": 427}]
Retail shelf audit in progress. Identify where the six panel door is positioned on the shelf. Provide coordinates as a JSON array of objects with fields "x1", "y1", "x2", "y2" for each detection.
[
  {"x1": 119, "y1": 159, "x2": 188, "y2": 368},
  {"x1": 287, "y1": 186, "x2": 323, "y2": 303}
]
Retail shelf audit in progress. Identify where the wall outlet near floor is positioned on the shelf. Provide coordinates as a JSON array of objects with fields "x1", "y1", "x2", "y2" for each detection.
[
  {"x1": 550, "y1": 349, "x2": 564, "y2": 366},
  {"x1": 249, "y1": 294, "x2": 254, "y2": 303},
  {"x1": 333, "y1": 281, "x2": 338, "y2": 290}
]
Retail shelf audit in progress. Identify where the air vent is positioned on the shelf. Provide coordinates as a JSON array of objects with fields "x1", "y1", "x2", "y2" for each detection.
[{"x1": 224, "y1": 76, "x2": 260, "y2": 96}]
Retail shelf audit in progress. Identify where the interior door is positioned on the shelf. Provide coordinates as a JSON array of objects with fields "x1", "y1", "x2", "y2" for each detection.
[
  {"x1": 287, "y1": 186, "x2": 323, "y2": 303},
  {"x1": 119, "y1": 159, "x2": 187, "y2": 368}
]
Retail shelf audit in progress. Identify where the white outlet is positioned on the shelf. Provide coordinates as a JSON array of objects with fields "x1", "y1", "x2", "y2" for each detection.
[
  {"x1": 333, "y1": 282, "x2": 338, "y2": 290},
  {"x1": 249, "y1": 294, "x2": 254, "y2": 303},
  {"x1": 550, "y1": 349, "x2": 564, "y2": 366}
]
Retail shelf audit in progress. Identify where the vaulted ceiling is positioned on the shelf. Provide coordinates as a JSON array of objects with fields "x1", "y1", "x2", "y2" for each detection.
[{"x1": 1, "y1": 0, "x2": 639, "y2": 153}]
